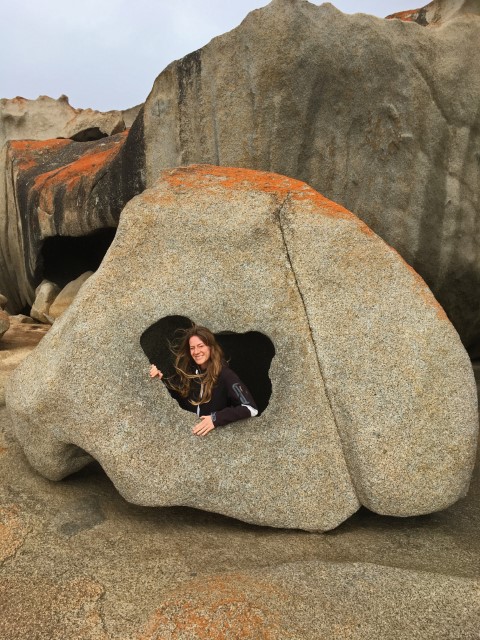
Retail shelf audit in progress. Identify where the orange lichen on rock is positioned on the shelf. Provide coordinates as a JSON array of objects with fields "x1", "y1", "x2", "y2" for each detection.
[
  {"x1": 386, "y1": 9, "x2": 420, "y2": 21},
  {"x1": 32, "y1": 132, "x2": 127, "y2": 214},
  {"x1": 163, "y1": 164, "x2": 355, "y2": 222},
  {"x1": 163, "y1": 164, "x2": 300, "y2": 200},
  {"x1": 138, "y1": 573, "x2": 285, "y2": 640},
  {"x1": 10, "y1": 139, "x2": 71, "y2": 153},
  {"x1": 160, "y1": 165, "x2": 447, "y2": 320},
  {"x1": 0, "y1": 504, "x2": 28, "y2": 562},
  {"x1": 9, "y1": 138, "x2": 72, "y2": 173}
]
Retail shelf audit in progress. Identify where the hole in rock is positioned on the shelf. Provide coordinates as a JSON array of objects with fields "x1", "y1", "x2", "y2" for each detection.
[
  {"x1": 70, "y1": 127, "x2": 109, "y2": 142},
  {"x1": 140, "y1": 315, "x2": 275, "y2": 415},
  {"x1": 39, "y1": 228, "x2": 116, "y2": 288}
]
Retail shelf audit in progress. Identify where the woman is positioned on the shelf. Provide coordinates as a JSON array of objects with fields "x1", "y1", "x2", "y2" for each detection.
[{"x1": 149, "y1": 325, "x2": 258, "y2": 436}]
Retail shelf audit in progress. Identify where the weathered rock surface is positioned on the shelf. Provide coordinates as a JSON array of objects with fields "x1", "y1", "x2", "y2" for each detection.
[
  {"x1": 122, "y1": 103, "x2": 144, "y2": 128},
  {"x1": 0, "y1": 309, "x2": 9, "y2": 339},
  {"x1": 387, "y1": 0, "x2": 480, "y2": 24},
  {"x1": 125, "y1": 0, "x2": 480, "y2": 354},
  {"x1": 0, "y1": 127, "x2": 144, "y2": 312},
  {"x1": 0, "y1": 318, "x2": 49, "y2": 406},
  {"x1": 0, "y1": 96, "x2": 147, "y2": 314},
  {"x1": 30, "y1": 280, "x2": 60, "y2": 323},
  {"x1": 140, "y1": 563, "x2": 480, "y2": 639},
  {"x1": 9, "y1": 314, "x2": 36, "y2": 324},
  {"x1": 0, "y1": 353, "x2": 479, "y2": 638},
  {"x1": 6, "y1": 166, "x2": 477, "y2": 531},
  {"x1": 0, "y1": 95, "x2": 125, "y2": 149},
  {"x1": 2, "y1": 1, "x2": 479, "y2": 353},
  {"x1": 48, "y1": 272, "x2": 93, "y2": 320}
]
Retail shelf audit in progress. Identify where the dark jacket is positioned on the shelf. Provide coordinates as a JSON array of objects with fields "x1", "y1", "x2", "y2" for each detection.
[{"x1": 168, "y1": 364, "x2": 258, "y2": 427}]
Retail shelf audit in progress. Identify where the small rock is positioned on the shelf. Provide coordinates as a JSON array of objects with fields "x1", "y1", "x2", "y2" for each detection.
[
  {"x1": 49, "y1": 272, "x2": 94, "y2": 320},
  {"x1": 10, "y1": 314, "x2": 36, "y2": 324},
  {"x1": 30, "y1": 280, "x2": 60, "y2": 324},
  {"x1": 0, "y1": 309, "x2": 10, "y2": 339},
  {"x1": 0, "y1": 294, "x2": 7, "y2": 310}
]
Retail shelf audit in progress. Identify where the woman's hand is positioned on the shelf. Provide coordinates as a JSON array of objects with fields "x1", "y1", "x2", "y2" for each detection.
[
  {"x1": 193, "y1": 415, "x2": 215, "y2": 436},
  {"x1": 149, "y1": 364, "x2": 163, "y2": 379}
]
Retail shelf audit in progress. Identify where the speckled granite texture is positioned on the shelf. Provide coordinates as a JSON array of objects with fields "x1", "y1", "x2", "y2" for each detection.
[
  {"x1": 0, "y1": 309, "x2": 9, "y2": 339},
  {"x1": 141, "y1": 0, "x2": 480, "y2": 353},
  {"x1": 5, "y1": 165, "x2": 478, "y2": 530},
  {"x1": 139, "y1": 562, "x2": 480, "y2": 639}
]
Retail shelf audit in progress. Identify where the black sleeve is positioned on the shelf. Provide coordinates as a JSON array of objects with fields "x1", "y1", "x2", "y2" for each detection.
[{"x1": 212, "y1": 368, "x2": 258, "y2": 428}]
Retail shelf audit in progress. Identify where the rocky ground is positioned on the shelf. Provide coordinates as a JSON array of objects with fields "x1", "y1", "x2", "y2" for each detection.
[{"x1": 1, "y1": 323, "x2": 479, "y2": 638}]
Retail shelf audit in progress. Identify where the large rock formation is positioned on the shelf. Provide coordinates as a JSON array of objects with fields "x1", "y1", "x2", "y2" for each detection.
[
  {"x1": 387, "y1": 0, "x2": 480, "y2": 24},
  {"x1": 0, "y1": 119, "x2": 145, "y2": 312},
  {"x1": 1, "y1": 0, "x2": 479, "y2": 352},
  {"x1": 0, "y1": 95, "x2": 125, "y2": 149},
  {"x1": 0, "y1": 135, "x2": 122, "y2": 311},
  {"x1": 122, "y1": 0, "x2": 479, "y2": 354},
  {"x1": 0, "y1": 96, "x2": 146, "y2": 314},
  {"x1": 6, "y1": 166, "x2": 477, "y2": 531}
]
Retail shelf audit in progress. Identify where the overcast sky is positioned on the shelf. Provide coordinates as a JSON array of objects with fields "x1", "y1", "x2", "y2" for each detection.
[{"x1": 3, "y1": 1, "x2": 417, "y2": 112}]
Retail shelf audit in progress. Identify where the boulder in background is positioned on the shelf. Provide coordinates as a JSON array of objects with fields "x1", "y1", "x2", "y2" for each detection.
[
  {"x1": 133, "y1": 0, "x2": 480, "y2": 353},
  {"x1": 387, "y1": 0, "x2": 480, "y2": 25},
  {"x1": 30, "y1": 280, "x2": 60, "y2": 324},
  {"x1": 0, "y1": 309, "x2": 9, "y2": 339},
  {"x1": 0, "y1": 131, "x2": 134, "y2": 312},
  {"x1": 0, "y1": 95, "x2": 125, "y2": 149},
  {"x1": 48, "y1": 272, "x2": 93, "y2": 320}
]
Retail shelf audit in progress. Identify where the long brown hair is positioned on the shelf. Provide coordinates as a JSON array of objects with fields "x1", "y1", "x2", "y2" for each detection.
[{"x1": 168, "y1": 325, "x2": 224, "y2": 406}]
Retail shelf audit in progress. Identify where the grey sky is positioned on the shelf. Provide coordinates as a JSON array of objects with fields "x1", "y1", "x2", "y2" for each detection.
[{"x1": 2, "y1": 1, "x2": 417, "y2": 111}]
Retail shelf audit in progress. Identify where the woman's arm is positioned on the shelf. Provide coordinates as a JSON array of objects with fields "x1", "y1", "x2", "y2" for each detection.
[{"x1": 211, "y1": 368, "x2": 258, "y2": 428}]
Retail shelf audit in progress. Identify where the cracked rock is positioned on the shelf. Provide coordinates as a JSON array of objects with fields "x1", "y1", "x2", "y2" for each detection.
[
  {"x1": 5, "y1": 165, "x2": 478, "y2": 531},
  {"x1": 139, "y1": 0, "x2": 480, "y2": 353}
]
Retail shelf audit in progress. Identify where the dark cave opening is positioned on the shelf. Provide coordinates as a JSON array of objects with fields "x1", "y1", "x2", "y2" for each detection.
[
  {"x1": 38, "y1": 228, "x2": 117, "y2": 289},
  {"x1": 70, "y1": 127, "x2": 109, "y2": 142},
  {"x1": 140, "y1": 315, "x2": 275, "y2": 415}
]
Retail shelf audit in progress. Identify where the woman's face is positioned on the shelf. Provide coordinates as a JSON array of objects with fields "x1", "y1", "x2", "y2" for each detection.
[{"x1": 189, "y1": 335, "x2": 211, "y2": 369}]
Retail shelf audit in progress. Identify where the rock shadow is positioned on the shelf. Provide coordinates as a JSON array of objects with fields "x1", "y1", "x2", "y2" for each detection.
[{"x1": 38, "y1": 228, "x2": 116, "y2": 288}]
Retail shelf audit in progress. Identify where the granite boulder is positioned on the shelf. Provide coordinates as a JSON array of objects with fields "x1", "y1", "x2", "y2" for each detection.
[{"x1": 6, "y1": 165, "x2": 478, "y2": 530}]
